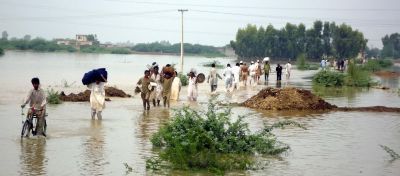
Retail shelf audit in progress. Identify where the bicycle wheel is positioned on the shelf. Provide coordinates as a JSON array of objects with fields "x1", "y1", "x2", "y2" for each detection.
[{"x1": 21, "y1": 120, "x2": 31, "y2": 138}]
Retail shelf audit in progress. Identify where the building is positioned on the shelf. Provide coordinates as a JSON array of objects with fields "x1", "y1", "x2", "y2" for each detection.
[{"x1": 76, "y1": 35, "x2": 93, "y2": 46}]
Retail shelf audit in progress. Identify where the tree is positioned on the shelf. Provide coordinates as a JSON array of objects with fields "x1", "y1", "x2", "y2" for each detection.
[
  {"x1": 2, "y1": 31, "x2": 8, "y2": 40},
  {"x1": 381, "y1": 33, "x2": 400, "y2": 59},
  {"x1": 332, "y1": 24, "x2": 367, "y2": 59},
  {"x1": 23, "y1": 35, "x2": 31, "y2": 41}
]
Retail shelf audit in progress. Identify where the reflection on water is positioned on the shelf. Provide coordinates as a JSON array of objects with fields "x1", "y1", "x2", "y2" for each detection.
[
  {"x1": 80, "y1": 120, "x2": 107, "y2": 175},
  {"x1": 19, "y1": 138, "x2": 47, "y2": 176}
]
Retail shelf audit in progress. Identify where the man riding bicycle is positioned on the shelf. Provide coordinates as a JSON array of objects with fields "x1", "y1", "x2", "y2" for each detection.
[{"x1": 21, "y1": 77, "x2": 47, "y2": 136}]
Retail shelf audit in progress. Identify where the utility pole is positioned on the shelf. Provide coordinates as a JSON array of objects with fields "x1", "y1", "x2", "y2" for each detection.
[{"x1": 178, "y1": 9, "x2": 188, "y2": 73}]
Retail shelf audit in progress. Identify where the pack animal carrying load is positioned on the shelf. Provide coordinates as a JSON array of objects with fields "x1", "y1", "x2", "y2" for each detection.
[{"x1": 82, "y1": 68, "x2": 108, "y2": 85}]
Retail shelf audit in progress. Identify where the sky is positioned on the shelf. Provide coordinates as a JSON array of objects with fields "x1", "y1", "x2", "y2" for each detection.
[{"x1": 0, "y1": 0, "x2": 399, "y2": 48}]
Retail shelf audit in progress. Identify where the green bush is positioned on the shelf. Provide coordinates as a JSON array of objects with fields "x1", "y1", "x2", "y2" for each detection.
[
  {"x1": 178, "y1": 73, "x2": 188, "y2": 86},
  {"x1": 362, "y1": 59, "x2": 393, "y2": 72},
  {"x1": 296, "y1": 53, "x2": 308, "y2": 70},
  {"x1": 312, "y1": 70, "x2": 345, "y2": 87},
  {"x1": 345, "y1": 61, "x2": 373, "y2": 87},
  {"x1": 149, "y1": 100, "x2": 304, "y2": 173},
  {"x1": 47, "y1": 88, "x2": 61, "y2": 104},
  {"x1": 0, "y1": 47, "x2": 3, "y2": 55}
]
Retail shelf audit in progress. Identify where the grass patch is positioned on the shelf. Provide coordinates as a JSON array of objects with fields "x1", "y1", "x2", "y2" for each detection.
[
  {"x1": 47, "y1": 88, "x2": 61, "y2": 104},
  {"x1": 362, "y1": 59, "x2": 393, "y2": 72},
  {"x1": 345, "y1": 61, "x2": 374, "y2": 87},
  {"x1": 313, "y1": 60, "x2": 376, "y2": 87},
  {"x1": 148, "y1": 100, "x2": 304, "y2": 173},
  {"x1": 296, "y1": 53, "x2": 319, "y2": 70}
]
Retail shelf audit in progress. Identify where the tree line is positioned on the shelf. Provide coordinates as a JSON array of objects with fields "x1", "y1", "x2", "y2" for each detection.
[
  {"x1": 0, "y1": 31, "x2": 225, "y2": 57},
  {"x1": 131, "y1": 41, "x2": 225, "y2": 57},
  {"x1": 230, "y1": 21, "x2": 368, "y2": 61}
]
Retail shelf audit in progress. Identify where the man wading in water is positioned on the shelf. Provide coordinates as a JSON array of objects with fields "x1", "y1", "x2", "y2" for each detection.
[
  {"x1": 161, "y1": 64, "x2": 174, "y2": 108},
  {"x1": 137, "y1": 70, "x2": 155, "y2": 110}
]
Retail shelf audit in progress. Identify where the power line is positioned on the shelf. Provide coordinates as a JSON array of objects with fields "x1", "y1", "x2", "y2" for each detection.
[
  {"x1": 0, "y1": 9, "x2": 175, "y2": 20},
  {"x1": 104, "y1": 0, "x2": 400, "y2": 12}
]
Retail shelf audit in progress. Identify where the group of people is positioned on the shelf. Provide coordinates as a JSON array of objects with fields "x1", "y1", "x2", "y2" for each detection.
[
  {"x1": 206, "y1": 60, "x2": 293, "y2": 93},
  {"x1": 20, "y1": 59, "x2": 295, "y2": 137},
  {"x1": 136, "y1": 63, "x2": 181, "y2": 111},
  {"x1": 321, "y1": 59, "x2": 348, "y2": 71}
]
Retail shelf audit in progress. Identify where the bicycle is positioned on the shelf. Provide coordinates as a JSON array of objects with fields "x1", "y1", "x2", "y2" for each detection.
[{"x1": 21, "y1": 107, "x2": 47, "y2": 138}]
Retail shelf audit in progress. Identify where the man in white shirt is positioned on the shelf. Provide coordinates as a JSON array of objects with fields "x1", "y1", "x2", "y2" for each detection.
[
  {"x1": 249, "y1": 61, "x2": 257, "y2": 86},
  {"x1": 21, "y1": 77, "x2": 47, "y2": 136},
  {"x1": 285, "y1": 61, "x2": 292, "y2": 80},
  {"x1": 231, "y1": 63, "x2": 241, "y2": 89},
  {"x1": 223, "y1": 64, "x2": 234, "y2": 92}
]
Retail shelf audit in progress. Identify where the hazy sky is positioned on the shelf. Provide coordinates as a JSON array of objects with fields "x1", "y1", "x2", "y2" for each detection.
[{"x1": 0, "y1": 0, "x2": 399, "y2": 48}]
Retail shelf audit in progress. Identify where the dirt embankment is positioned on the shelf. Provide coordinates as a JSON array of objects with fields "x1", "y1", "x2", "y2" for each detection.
[
  {"x1": 60, "y1": 87, "x2": 131, "y2": 102},
  {"x1": 241, "y1": 87, "x2": 400, "y2": 113},
  {"x1": 373, "y1": 71, "x2": 400, "y2": 78},
  {"x1": 241, "y1": 87, "x2": 337, "y2": 111}
]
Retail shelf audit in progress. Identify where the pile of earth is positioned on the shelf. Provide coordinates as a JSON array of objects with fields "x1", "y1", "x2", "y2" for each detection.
[
  {"x1": 373, "y1": 71, "x2": 400, "y2": 78},
  {"x1": 60, "y1": 87, "x2": 131, "y2": 102},
  {"x1": 241, "y1": 87, "x2": 337, "y2": 111}
]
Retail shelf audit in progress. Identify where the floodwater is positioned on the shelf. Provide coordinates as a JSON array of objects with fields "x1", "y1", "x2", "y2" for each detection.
[{"x1": 0, "y1": 51, "x2": 399, "y2": 175}]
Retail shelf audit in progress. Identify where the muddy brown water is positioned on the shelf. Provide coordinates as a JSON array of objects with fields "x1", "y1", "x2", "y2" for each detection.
[{"x1": 0, "y1": 51, "x2": 399, "y2": 175}]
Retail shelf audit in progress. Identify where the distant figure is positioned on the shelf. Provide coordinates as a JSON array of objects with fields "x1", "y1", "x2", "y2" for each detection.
[
  {"x1": 87, "y1": 76, "x2": 107, "y2": 120},
  {"x1": 241, "y1": 63, "x2": 249, "y2": 86},
  {"x1": 255, "y1": 60, "x2": 262, "y2": 83},
  {"x1": 223, "y1": 64, "x2": 234, "y2": 92},
  {"x1": 232, "y1": 63, "x2": 241, "y2": 89},
  {"x1": 264, "y1": 60, "x2": 271, "y2": 82},
  {"x1": 276, "y1": 64, "x2": 283, "y2": 81},
  {"x1": 320, "y1": 59, "x2": 326, "y2": 70},
  {"x1": 137, "y1": 70, "x2": 155, "y2": 110},
  {"x1": 249, "y1": 61, "x2": 257, "y2": 86},
  {"x1": 170, "y1": 71, "x2": 181, "y2": 101},
  {"x1": 284, "y1": 61, "x2": 292, "y2": 80},
  {"x1": 187, "y1": 71, "x2": 198, "y2": 101},
  {"x1": 344, "y1": 59, "x2": 348, "y2": 71},
  {"x1": 207, "y1": 63, "x2": 222, "y2": 93}
]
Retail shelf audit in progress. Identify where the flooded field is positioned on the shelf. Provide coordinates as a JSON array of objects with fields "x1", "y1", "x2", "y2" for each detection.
[{"x1": 0, "y1": 51, "x2": 399, "y2": 175}]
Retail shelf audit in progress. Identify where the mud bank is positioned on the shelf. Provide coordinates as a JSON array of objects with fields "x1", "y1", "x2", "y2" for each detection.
[
  {"x1": 59, "y1": 87, "x2": 131, "y2": 102},
  {"x1": 241, "y1": 87, "x2": 337, "y2": 111},
  {"x1": 373, "y1": 71, "x2": 400, "y2": 78},
  {"x1": 241, "y1": 87, "x2": 400, "y2": 113}
]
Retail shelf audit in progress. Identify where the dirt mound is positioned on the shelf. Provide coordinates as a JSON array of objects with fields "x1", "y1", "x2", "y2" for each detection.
[
  {"x1": 373, "y1": 71, "x2": 400, "y2": 78},
  {"x1": 105, "y1": 86, "x2": 131, "y2": 98},
  {"x1": 59, "y1": 87, "x2": 130, "y2": 102},
  {"x1": 241, "y1": 87, "x2": 337, "y2": 111},
  {"x1": 60, "y1": 90, "x2": 91, "y2": 102}
]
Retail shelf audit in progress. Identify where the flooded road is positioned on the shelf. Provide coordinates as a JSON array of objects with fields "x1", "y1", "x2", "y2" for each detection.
[{"x1": 0, "y1": 51, "x2": 399, "y2": 175}]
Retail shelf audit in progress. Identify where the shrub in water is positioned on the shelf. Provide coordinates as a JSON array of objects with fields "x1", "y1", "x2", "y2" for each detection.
[
  {"x1": 149, "y1": 100, "x2": 303, "y2": 173},
  {"x1": 178, "y1": 73, "x2": 188, "y2": 86},
  {"x1": 362, "y1": 59, "x2": 393, "y2": 72},
  {"x1": 345, "y1": 60, "x2": 373, "y2": 87},
  {"x1": 47, "y1": 88, "x2": 61, "y2": 104},
  {"x1": 312, "y1": 70, "x2": 345, "y2": 87}
]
